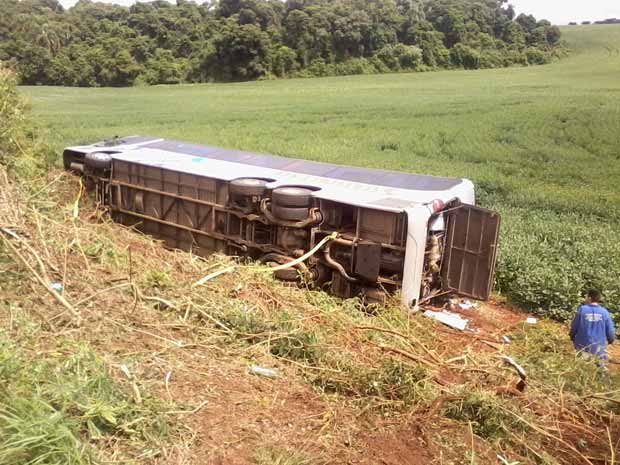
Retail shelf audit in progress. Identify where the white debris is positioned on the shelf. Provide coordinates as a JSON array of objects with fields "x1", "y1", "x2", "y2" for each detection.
[
  {"x1": 119, "y1": 364, "x2": 132, "y2": 379},
  {"x1": 526, "y1": 317, "x2": 537, "y2": 325},
  {"x1": 423, "y1": 310, "x2": 469, "y2": 331},
  {"x1": 50, "y1": 282, "x2": 63, "y2": 292},
  {"x1": 248, "y1": 365, "x2": 279, "y2": 379},
  {"x1": 497, "y1": 454, "x2": 520, "y2": 465},
  {"x1": 502, "y1": 335, "x2": 511, "y2": 344},
  {"x1": 500, "y1": 355, "x2": 527, "y2": 380},
  {"x1": 458, "y1": 300, "x2": 476, "y2": 310}
]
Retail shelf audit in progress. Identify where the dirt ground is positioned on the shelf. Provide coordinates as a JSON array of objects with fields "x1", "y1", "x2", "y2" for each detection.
[{"x1": 94, "y1": 295, "x2": 535, "y2": 465}]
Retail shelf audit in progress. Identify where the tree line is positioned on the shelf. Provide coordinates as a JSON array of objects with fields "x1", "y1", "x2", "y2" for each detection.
[
  {"x1": 0, "y1": 0, "x2": 563, "y2": 86},
  {"x1": 569, "y1": 19, "x2": 620, "y2": 26}
]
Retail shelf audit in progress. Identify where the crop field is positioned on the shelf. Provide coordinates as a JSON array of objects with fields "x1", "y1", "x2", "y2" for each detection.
[{"x1": 22, "y1": 24, "x2": 620, "y2": 319}]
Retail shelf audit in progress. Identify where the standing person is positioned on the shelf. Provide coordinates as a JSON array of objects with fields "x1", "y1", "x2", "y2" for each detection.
[{"x1": 569, "y1": 289, "x2": 615, "y2": 361}]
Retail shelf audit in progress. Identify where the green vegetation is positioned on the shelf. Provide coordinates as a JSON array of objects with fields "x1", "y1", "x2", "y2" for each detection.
[
  {"x1": 1, "y1": 67, "x2": 175, "y2": 464},
  {"x1": 0, "y1": 0, "x2": 563, "y2": 86},
  {"x1": 4, "y1": 55, "x2": 620, "y2": 463},
  {"x1": 0, "y1": 330, "x2": 170, "y2": 465},
  {"x1": 22, "y1": 25, "x2": 620, "y2": 321}
]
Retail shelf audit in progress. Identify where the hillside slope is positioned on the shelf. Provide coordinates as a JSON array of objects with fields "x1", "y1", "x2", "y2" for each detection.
[{"x1": 2, "y1": 154, "x2": 620, "y2": 465}]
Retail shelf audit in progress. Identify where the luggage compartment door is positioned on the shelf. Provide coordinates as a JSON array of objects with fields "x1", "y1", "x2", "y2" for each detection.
[{"x1": 440, "y1": 205, "x2": 500, "y2": 301}]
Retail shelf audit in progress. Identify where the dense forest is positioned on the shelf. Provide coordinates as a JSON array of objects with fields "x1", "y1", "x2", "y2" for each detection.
[{"x1": 0, "y1": 0, "x2": 562, "y2": 86}]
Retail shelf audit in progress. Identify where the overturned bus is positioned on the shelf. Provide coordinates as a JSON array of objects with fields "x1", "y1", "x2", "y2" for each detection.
[{"x1": 63, "y1": 136, "x2": 500, "y2": 309}]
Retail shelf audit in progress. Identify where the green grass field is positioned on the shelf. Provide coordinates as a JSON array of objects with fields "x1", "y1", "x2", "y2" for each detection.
[{"x1": 21, "y1": 24, "x2": 620, "y2": 319}]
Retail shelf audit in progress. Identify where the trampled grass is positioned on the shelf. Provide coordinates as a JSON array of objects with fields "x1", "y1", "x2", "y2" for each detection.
[{"x1": 20, "y1": 25, "x2": 620, "y2": 319}]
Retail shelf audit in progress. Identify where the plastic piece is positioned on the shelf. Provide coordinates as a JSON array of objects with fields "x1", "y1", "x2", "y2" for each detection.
[
  {"x1": 248, "y1": 365, "x2": 279, "y2": 378},
  {"x1": 423, "y1": 310, "x2": 469, "y2": 331}
]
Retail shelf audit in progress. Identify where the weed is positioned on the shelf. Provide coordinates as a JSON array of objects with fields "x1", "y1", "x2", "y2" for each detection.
[
  {"x1": 0, "y1": 333, "x2": 170, "y2": 465},
  {"x1": 313, "y1": 358, "x2": 434, "y2": 409},
  {"x1": 0, "y1": 398, "x2": 88, "y2": 465},
  {"x1": 442, "y1": 392, "x2": 526, "y2": 440},
  {"x1": 507, "y1": 324, "x2": 620, "y2": 395},
  {"x1": 143, "y1": 269, "x2": 171, "y2": 289},
  {"x1": 217, "y1": 304, "x2": 273, "y2": 342},
  {"x1": 269, "y1": 313, "x2": 324, "y2": 364},
  {"x1": 82, "y1": 240, "x2": 105, "y2": 259},
  {"x1": 215, "y1": 306, "x2": 324, "y2": 364},
  {"x1": 269, "y1": 329, "x2": 322, "y2": 364},
  {"x1": 255, "y1": 446, "x2": 314, "y2": 465},
  {"x1": 378, "y1": 142, "x2": 400, "y2": 151}
]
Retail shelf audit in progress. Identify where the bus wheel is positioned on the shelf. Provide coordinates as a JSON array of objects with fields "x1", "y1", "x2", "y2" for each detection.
[
  {"x1": 84, "y1": 152, "x2": 112, "y2": 170},
  {"x1": 274, "y1": 268, "x2": 300, "y2": 281},
  {"x1": 229, "y1": 178, "x2": 269, "y2": 197},
  {"x1": 272, "y1": 187, "x2": 313, "y2": 207},
  {"x1": 271, "y1": 204, "x2": 310, "y2": 221}
]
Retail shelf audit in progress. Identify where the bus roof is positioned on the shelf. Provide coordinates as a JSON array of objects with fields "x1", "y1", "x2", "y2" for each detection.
[{"x1": 70, "y1": 136, "x2": 473, "y2": 211}]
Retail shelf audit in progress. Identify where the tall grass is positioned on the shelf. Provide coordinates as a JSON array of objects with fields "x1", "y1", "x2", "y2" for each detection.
[
  {"x1": 0, "y1": 336, "x2": 169, "y2": 465},
  {"x1": 0, "y1": 66, "x2": 170, "y2": 465}
]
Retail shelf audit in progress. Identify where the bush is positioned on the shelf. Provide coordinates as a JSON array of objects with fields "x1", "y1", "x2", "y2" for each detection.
[
  {"x1": 479, "y1": 49, "x2": 505, "y2": 68},
  {"x1": 272, "y1": 46, "x2": 298, "y2": 77},
  {"x1": 375, "y1": 45, "x2": 400, "y2": 71},
  {"x1": 395, "y1": 44, "x2": 423, "y2": 70},
  {"x1": 333, "y1": 58, "x2": 377, "y2": 76},
  {"x1": 450, "y1": 43, "x2": 480, "y2": 69},
  {"x1": 375, "y1": 44, "x2": 421, "y2": 71},
  {"x1": 443, "y1": 392, "x2": 526, "y2": 440},
  {"x1": 526, "y1": 47, "x2": 550, "y2": 65},
  {"x1": 503, "y1": 48, "x2": 528, "y2": 66},
  {"x1": 304, "y1": 58, "x2": 329, "y2": 77},
  {"x1": 493, "y1": 206, "x2": 620, "y2": 321},
  {"x1": 0, "y1": 66, "x2": 25, "y2": 166},
  {"x1": 424, "y1": 43, "x2": 451, "y2": 68},
  {"x1": 0, "y1": 65, "x2": 51, "y2": 178},
  {"x1": 136, "y1": 49, "x2": 183, "y2": 85}
]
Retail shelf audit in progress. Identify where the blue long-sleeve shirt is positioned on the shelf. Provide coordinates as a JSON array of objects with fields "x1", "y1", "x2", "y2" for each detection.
[{"x1": 569, "y1": 303, "x2": 615, "y2": 358}]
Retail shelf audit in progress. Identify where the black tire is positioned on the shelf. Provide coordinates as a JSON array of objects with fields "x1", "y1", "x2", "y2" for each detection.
[
  {"x1": 229, "y1": 178, "x2": 269, "y2": 197},
  {"x1": 271, "y1": 186, "x2": 313, "y2": 207},
  {"x1": 274, "y1": 267, "x2": 300, "y2": 281},
  {"x1": 84, "y1": 152, "x2": 112, "y2": 170},
  {"x1": 271, "y1": 204, "x2": 310, "y2": 221}
]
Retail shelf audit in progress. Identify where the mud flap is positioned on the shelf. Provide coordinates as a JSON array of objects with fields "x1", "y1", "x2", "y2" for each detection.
[{"x1": 440, "y1": 204, "x2": 500, "y2": 301}]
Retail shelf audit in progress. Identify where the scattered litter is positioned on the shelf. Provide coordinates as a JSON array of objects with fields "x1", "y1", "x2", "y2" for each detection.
[
  {"x1": 497, "y1": 454, "x2": 520, "y2": 465},
  {"x1": 502, "y1": 335, "x2": 511, "y2": 344},
  {"x1": 119, "y1": 364, "x2": 142, "y2": 404},
  {"x1": 458, "y1": 299, "x2": 476, "y2": 310},
  {"x1": 165, "y1": 371, "x2": 173, "y2": 401},
  {"x1": 423, "y1": 310, "x2": 469, "y2": 331},
  {"x1": 50, "y1": 282, "x2": 63, "y2": 292},
  {"x1": 248, "y1": 365, "x2": 279, "y2": 379},
  {"x1": 526, "y1": 317, "x2": 537, "y2": 325},
  {"x1": 119, "y1": 364, "x2": 132, "y2": 379},
  {"x1": 501, "y1": 356, "x2": 526, "y2": 380},
  {"x1": 500, "y1": 355, "x2": 527, "y2": 392}
]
